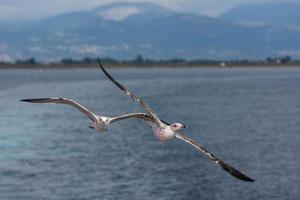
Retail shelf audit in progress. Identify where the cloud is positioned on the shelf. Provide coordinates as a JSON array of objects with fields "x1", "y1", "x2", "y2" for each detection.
[
  {"x1": 0, "y1": 53, "x2": 12, "y2": 62},
  {"x1": 0, "y1": 0, "x2": 299, "y2": 22},
  {"x1": 96, "y1": 6, "x2": 142, "y2": 21}
]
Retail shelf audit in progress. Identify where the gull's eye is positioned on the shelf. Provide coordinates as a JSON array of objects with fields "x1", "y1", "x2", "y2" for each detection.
[{"x1": 173, "y1": 124, "x2": 177, "y2": 127}]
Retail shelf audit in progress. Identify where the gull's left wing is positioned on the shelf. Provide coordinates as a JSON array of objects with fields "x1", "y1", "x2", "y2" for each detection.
[
  {"x1": 98, "y1": 59, "x2": 163, "y2": 126},
  {"x1": 176, "y1": 133, "x2": 255, "y2": 182}
]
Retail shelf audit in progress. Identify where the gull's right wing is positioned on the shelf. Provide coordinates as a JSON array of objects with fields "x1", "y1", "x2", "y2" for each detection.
[
  {"x1": 176, "y1": 133, "x2": 255, "y2": 182},
  {"x1": 98, "y1": 59, "x2": 163, "y2": 126},
  {"x1": 21, "y1": 98, "x2": 97, "y2": 121}
]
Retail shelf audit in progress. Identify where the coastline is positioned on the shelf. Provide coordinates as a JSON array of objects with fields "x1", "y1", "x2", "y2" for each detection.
[{"x1": 1, "y1": 62, "x2": 300, "y2": 69}]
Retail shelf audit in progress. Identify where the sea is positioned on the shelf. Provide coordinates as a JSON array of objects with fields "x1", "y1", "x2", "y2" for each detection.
[{"x1": 0, "y1": 67, "x2": 299, "y2": 200}]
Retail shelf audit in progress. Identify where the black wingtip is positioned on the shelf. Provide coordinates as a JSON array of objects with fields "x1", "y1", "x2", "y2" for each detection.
[
  {"x1": 20, "y1": 98, "x2": 51, "y2": 103},
  {"x1": 218, "y1": 160, "x2": 255, "y2": 182},
  {"x1": 97, "y1": 58, "x2": 105, "y2": 71},
  {"x1": 97, "y1": 58, "x2": 110, "y2": 78},
  {"x1": 97, "y1": 57, "x2": 102, "y2": 67},
  {"x1": 97, "y1": 57, "x2": 127, "y2": 91},
  {"x1": 246, "y1": 177, "x2": 255, "y2": 182},
  {"x1": 20, "y1": 99, "x2": 32, "y2": 102}
]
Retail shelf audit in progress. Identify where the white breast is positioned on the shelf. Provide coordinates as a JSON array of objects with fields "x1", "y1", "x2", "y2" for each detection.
[{"x1": 153, "y1": 125, "x2": 175, "y2": 141}]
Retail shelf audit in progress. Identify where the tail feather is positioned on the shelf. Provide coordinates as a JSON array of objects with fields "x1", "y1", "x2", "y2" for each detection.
[{"x1": 88, "y1": 125, "x2": 95, "y2": 129}]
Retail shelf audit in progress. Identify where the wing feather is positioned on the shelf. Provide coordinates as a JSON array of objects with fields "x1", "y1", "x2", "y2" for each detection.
[
  {"x1": 110, "y1": 113, "x2": 153, "y2": 123},
  {"x1": 98, "y1": 59, "x2": 163, "y2": 126},
  {"x1": 176, "y1": 133, "x2": 254, "y2": 182},
  {"x1": 21, "y1": 98, "x2": 97, "y2": 121}
]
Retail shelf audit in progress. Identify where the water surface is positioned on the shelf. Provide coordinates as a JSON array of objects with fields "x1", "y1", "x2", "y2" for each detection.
[{"x1": 0, "y1": 67, "x2": 299, "y2": 200}]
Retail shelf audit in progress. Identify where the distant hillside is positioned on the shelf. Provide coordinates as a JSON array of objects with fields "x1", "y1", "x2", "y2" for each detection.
[
  {"x1": 220, "y1": 2, "x2": 300, "y2": 27},
  {"x1": 0, "y1": 2, "x2": 300, "y2": 62}
]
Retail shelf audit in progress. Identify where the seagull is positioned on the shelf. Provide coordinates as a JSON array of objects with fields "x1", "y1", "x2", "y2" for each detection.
[
  {"x1": 98, "y1": 59, "x2": 255, "y2": 182},
  {"x1": 20, "y1": 97, "x2": 153, "y2": 132}
]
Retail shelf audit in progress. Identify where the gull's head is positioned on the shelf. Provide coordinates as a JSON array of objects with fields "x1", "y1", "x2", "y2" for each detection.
[
  {"x1": 93, "y1": 116, "x2": 110, "y2": 132},
  {"x1": 170, "y1": 123, "x2": 187, "y2": 131}
]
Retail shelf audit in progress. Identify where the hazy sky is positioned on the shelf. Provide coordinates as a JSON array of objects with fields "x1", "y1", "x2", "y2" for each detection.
[{"x1": 0, "y1": 0, "x2": 298, "y2": 22}]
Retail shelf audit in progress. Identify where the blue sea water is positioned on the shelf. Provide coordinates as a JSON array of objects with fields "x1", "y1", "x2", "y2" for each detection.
[{"x1": 0, "y1": 67, "x2": 299, "y2": 200}]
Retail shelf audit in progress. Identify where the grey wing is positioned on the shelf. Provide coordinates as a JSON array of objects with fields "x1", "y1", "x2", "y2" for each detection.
[
  {"x1": 176, "y1": 133, "x2": 254, "y2": 182},
  {"x1": 21, "y1": 98, "x2": 97, "y2": 121},
  {"x1": 98, "y1": 59, "x2": 162, "y2": 126},
  {"x1": 110, "y1": 112, "x2": 155, "y2": 124}
]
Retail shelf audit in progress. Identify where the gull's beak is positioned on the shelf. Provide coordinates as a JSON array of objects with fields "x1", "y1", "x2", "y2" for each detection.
[{"x1": 182, "y1": 124, "x2": 187, "y2": 129}]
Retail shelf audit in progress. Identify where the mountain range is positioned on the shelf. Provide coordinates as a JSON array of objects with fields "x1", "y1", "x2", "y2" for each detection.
[{"x1": 0, "y1": 1, "x2": 299, "y2": 62}]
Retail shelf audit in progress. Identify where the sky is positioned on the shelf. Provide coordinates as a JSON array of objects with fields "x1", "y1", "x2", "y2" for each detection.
[{"x1": 0, "y1": 0, "x2": 297, "y2": 22}]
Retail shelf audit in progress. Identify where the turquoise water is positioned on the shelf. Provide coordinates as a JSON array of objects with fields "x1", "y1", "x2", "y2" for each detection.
[{"x1": 0, "y1": 68, "x2": 299, "y2": 199}]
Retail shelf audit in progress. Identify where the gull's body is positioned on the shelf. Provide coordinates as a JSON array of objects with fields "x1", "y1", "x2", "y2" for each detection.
[
  {"x1": 21, "y1": 97, "x2": 151, "y2": 132},
  {"x1": 98, "y1": 59, "x2": 255, "y2": 182},
  {"x1": 153, "y1": 124, "x2": 177, "y2": 141}
]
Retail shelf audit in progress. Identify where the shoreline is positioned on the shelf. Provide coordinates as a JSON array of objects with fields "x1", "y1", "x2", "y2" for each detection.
[{"x1": 1, "y1": 63, "x2": 300, "y2": 69}]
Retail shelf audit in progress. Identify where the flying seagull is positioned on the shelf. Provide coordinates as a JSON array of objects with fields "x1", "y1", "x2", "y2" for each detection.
[
  {"x1": 21, "y1": 97, "x2": 152, "y2": 132},
  {"x1": 98, "y1": 59, "x2": 255, "y2": 182}
]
